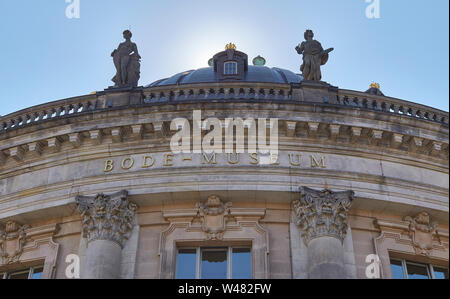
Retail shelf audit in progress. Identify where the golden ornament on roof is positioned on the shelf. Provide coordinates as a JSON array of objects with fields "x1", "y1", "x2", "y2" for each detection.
[
  {"x1": 225, "y1": 43, "x2": 237, "y2": 50},
  {"x1": 370, "y1": 82, "x2": 381, "y2": 89}
]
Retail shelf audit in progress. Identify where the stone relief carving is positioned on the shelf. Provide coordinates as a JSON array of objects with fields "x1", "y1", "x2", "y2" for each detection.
[
  {"x1": 404, "y1": 212, "x2": 439, "y2": 256},
  {"x1": 374, "y1": 214, "x2": 448, "y2": 278},
  {"x1": 159, "y1": 196, "x2": 268, "y2": 278},
  {"x1": 292, "y1": 187, "x2": 354, "y2": 245},
  {"x1": 76, "y1": 190, "x2": 138, "y2": 248},
  {"x1": 196, "y1": 195, "x2": 232, "y2": 240},
  {"x1": 0, "y1": 221, "x2": 30, "y2": 265}
]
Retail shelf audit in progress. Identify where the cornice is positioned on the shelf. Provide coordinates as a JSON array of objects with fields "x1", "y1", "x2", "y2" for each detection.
[{"x1": 0, "y1": 106, "x2": 447, "y2": 170}]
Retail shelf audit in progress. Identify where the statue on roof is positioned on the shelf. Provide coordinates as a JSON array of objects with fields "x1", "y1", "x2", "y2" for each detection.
[
  {"x1": 296, "y1": 30, "x2": 334, "y2": 81},
  {"x1": 111, "y1": 30, "x2": 141, "y2": 88}
]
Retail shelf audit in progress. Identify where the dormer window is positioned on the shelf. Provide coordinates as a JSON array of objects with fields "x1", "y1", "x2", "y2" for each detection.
[
  {"x1": 224, "y1": 61, "x2": 238, "y2": 75},
  {"x1": 212, "y1": 44, "x2": 248, "y2": 80}
]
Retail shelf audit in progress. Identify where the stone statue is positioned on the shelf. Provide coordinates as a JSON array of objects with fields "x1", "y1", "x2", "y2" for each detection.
[
  {"x1": 295, "y1": 30, "x2": 334, "y2": 81},
  {"x1": 111, "y1": 30, "x2": 141, "y2": 88}
]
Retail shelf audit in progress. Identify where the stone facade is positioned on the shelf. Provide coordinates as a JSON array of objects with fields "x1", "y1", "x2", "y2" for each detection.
[
  {"x1": 0, "y1": 48, "x2": 448, "y2": 279},
  {"x1": 292, "y1": 187, "x2": 354, "y2": 278}
]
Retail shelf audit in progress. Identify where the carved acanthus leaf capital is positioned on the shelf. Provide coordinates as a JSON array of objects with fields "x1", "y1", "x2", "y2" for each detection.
[
  {"x1": 76, "y1": 190, "x2": 138, "y2": 248},
  {"x1": 293, "y1": 187, "x2": 354, "y2": 245}
]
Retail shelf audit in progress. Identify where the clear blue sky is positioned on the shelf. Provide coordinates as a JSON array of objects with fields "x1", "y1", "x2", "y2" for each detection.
[{"x1": 0, "y1": 0, "x2": 448, "y2": 116}]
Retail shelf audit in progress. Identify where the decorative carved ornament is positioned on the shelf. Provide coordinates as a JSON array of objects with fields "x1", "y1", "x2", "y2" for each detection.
[
  {"x1": 161, "y1": 195, "x2": 266, "y2": 242},
  {"x1": 76, "y1": 190, "x2": 138, "y2": 248},
  {"x1": 196, "y1": 195, "x2": 233, "y2": 240},
  {"x1": 0, "y1": 221, "x2": 30, "y2": 265},
  {"x1": 373, "y1": 212, "x2": 448, "y2": 278},
  {"x1": 159, "y1": 195, "x2": 268, "y2": 279},
  {"x1": 404, "y1": 212, "x2": 439, "y2": 256},
  {"x1": 292, "y1": 187, "x2": 354, "y2": 245}
]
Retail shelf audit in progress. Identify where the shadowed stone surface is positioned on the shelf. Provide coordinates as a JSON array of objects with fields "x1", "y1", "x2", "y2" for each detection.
[
  {"x1": 84, "y1": 240, "x2": 122, "y2": 279},
  {"x1": 307, "y1": 237, "x2": 346, "y2": 279},
  {"x1": 76, "y1": 190, "x2": 137, "y2": 279},
  {"x1": 293, "y1": 187, "x2": 354, "y2": 279}
]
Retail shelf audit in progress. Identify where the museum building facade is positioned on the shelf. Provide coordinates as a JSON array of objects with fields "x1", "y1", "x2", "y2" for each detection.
[{"x1": 0, "y1": 37, "x2": 448, "y2": 279}]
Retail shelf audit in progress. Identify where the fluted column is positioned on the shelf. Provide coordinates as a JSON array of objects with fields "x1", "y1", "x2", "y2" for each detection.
[
  {"x1": 76, "y1": 190, "x2": 137, "y2": 279},
  {"x1": 292, "y1": 187, "x2": 354, "y2": 279}
]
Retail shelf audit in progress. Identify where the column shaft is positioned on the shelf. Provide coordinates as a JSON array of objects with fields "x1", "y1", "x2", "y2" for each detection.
[
  {"x1": 307, "y1": 237, "x2": 345, "y2": 279},
  {"x1": 76, "y1": 190, "x2": 137, "y2": 279},
  {"x1": 84, "y1": 240, "x2": 122, "y2": 279},
  {"x1": 292, "y1": 187, "x2": 354, "y2": 279}
]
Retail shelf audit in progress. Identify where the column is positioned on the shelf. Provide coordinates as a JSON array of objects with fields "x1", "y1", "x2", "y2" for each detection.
[
  {"x1": 292, "y1": 187, "x2": 354, "y2": 279},
  {"x1": 76, "y1": 190, "x2": 137, "y2": 279}
]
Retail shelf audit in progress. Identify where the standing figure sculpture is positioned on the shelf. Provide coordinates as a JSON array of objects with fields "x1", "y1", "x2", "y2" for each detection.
[
  {"x1": 111, "y1": 30, "x2": 141, "y2": 88},
  {"x1": 296, "y1": 30, "x2": 334, "y2": 81}
]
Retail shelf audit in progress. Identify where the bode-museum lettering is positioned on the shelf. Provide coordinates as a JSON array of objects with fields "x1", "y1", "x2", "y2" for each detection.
[{"x1": 103, "y1": 152, "x2": 327, "y2": 173}]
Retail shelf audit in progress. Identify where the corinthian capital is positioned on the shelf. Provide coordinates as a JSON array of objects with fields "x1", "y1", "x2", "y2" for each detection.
[
  {"x1": 293, "y1": 187, "x2": 354, "y2": 245},
  {"x1": 76, "y1": 190, "x2": 138, "y2": 248}
]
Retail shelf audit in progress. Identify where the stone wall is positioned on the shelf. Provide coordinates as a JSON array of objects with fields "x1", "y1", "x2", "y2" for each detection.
[{"x1": 0, "y1": 86, "x2": 448, "y2": 279}]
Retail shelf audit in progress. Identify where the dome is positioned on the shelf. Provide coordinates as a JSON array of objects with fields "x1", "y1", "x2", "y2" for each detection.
[
  {"x1": 147, "y1": 45, "x2": 303, "y2": 87},
  {"x1": 146, "y1": 66, "x2": 303, "y2": 87}
]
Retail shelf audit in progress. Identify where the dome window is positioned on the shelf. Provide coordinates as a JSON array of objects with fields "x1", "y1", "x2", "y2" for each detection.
[
  {"x1": 212, "y1": 44, "x2": 248, "y2": 81},
  {"x1": 224, "y1": 61, "x2": 238, "y2": 75}
]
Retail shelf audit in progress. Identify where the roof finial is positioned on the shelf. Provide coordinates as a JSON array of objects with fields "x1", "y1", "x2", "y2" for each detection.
[
  {"x1": 253, "y1": 55, "x2": 266, "y2": 66},
  {"x1": 225, "y1": 43, "x2": 237, "y2": 50},
  {"x1": 366, "y1": 82, "x2": 384, "y2": 96},
  {"x1": 370, "y1": 82, "x2": 381, "y2": 89}
]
